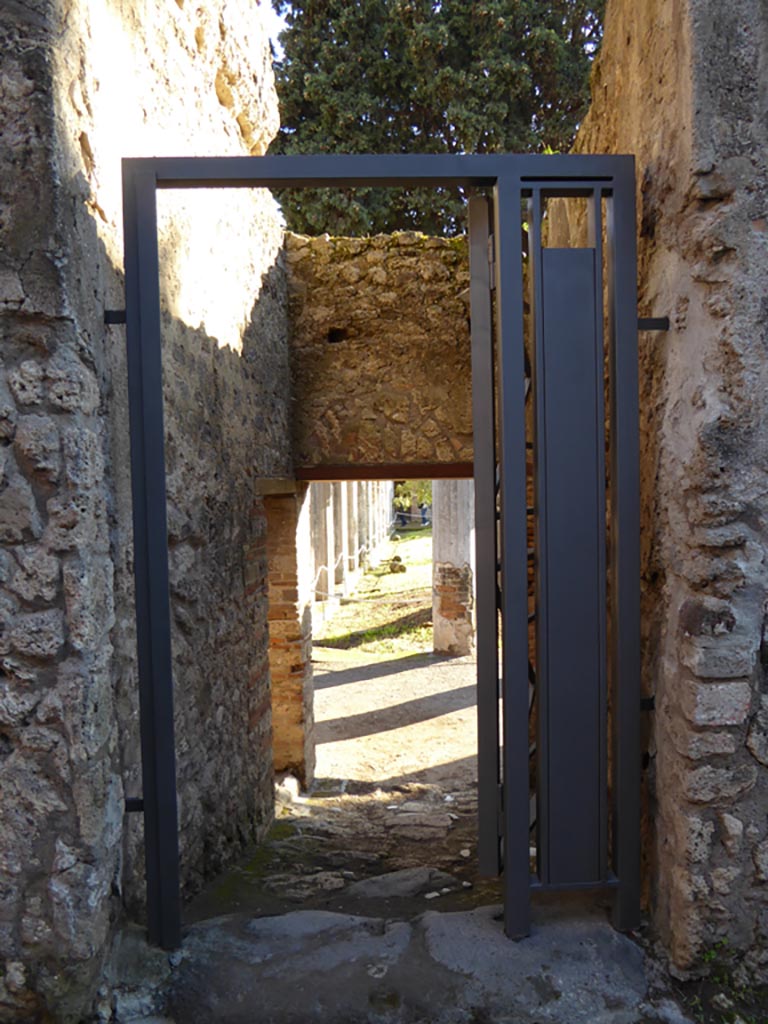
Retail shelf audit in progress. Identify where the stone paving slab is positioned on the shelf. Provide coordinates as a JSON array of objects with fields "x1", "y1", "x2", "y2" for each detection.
[{"x1": 115, "y1": 901, "x2": 694, "y2": 1024}]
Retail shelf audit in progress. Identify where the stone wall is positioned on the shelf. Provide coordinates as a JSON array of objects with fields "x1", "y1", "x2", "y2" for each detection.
[
  {"x1": 285, "y1": 232, "x2": 473, "y2": 472},
  {"x1": 553, "y1": 0, "x2": 768, "y2": 978},
  {"x1": 0, "y1": 2, "x2": 289, "y2": 1020}
]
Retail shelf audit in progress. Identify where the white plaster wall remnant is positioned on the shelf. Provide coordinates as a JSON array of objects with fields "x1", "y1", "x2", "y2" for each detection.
[
  {"x1": 0, "y1": 1, "x2": 289, "y2": 1020},
  {"x1": 549, "y1": 0, "x2": 768, "y2": 979},
  {"x1": 58, "y1": 0, "x2": 280, "y2": 349},
  {"x1": 432, "y1": 479, "x2": 475, "y2": 656}
]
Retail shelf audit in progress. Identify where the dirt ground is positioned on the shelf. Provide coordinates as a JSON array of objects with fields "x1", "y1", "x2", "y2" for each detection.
[{"x1": 313, "y1": 644, "x2": 478, "y2": 791}]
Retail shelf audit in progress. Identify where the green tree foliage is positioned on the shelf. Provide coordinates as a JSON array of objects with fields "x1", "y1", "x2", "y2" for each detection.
[
  {"x1": 270, "y1": 0, "x2": 604, "y2": 235},
  {"x1": 393, "y1": 480, "x2": 432, "y2": 513}
]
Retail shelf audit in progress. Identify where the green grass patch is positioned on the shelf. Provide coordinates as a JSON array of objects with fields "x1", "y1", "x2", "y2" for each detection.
[{"x1": 314, "y1": 528, "x2": 433, "y2": 656}]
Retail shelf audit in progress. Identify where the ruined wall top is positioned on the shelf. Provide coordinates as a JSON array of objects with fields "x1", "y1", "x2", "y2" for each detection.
[{"x1": 285, "y1": 231, "x2": 473, "y2": 473}]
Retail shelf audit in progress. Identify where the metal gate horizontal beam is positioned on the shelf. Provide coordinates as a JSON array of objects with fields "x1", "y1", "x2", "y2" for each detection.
[{"x1": 123, "y1": 152, "x2": 625, "y2": 189}]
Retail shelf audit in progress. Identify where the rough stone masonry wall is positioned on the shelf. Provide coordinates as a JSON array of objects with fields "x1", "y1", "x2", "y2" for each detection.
[
  {"x1": 0, "y1": 2, "x2": 290, "y2": 1020},
  {"x1": 285, "y1": 232, "x2": 473, "y2": 471},
  {"x1": 553, "y1": 0, "x2": 768, "y2": 978}
]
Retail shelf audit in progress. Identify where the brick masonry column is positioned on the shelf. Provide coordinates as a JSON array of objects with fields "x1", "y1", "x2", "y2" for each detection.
[
  {"x1": 432, "y1": 479, "x2": 475, "y2": 655},
  {"x1": 264, "y1": 484, "x2": 315, "y2": 786}
]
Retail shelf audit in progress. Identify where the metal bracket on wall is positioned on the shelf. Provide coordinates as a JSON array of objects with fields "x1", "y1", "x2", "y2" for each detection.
[
  {"x1": 105, "y1": 309, "x2": 127, "y2": 325},
  {"x1": 125, "y1": 797, "x2": 145, "y2": 813},
  {"x1": 637, "y1": 317, "x2": 669, "y2": 332}
]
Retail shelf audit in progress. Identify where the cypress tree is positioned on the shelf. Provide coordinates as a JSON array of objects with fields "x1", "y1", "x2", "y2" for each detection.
[{"x1": 270, "y1": 0, "x2": 604, "y2": 235}]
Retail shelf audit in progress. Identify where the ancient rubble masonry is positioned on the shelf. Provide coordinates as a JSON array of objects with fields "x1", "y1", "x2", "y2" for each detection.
[
  {"x1": 548, "y1": 0, "x2": 768, "y2": 980},
  {"x1": 284, "y1": 232, "x2": 472, "y2": 471},
  {"x1": 0, "y1": 1, "x2": 288, "y2": 1020}
]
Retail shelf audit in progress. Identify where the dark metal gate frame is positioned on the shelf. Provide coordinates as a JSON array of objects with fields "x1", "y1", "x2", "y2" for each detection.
[{"x1": 121, "y1": 153, "x2": 640, "y2": 951}]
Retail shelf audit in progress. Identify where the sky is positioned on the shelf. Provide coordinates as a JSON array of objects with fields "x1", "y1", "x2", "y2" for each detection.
[{"x1": 261, "y1": 2, "x2": 287, "y2": 56}]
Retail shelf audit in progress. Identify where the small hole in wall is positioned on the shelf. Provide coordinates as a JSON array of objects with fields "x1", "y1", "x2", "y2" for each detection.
[
  {"x1": 0, "y1": 733, "x2": 12, "y2": 762},
  {"x1": 327, "y1": 327, "x2": 348, "y2": 344}
]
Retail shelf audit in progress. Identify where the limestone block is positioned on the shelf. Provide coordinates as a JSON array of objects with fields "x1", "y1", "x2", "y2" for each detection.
[
  {"x1": 746, "y1": 695, "x2": 768, "y2": 767},
  {"x1": 2, "y1": 959, "x2": 26, "y2": 996},
  {"x1": 9, "y1": 609, "x2": 65, "y2": 660},
  {"x1": 0, "y1": 270, "x2": 24, "y2": 305},
  {"x1": 19, "y1": 907, "x2": 53, "y2": 949},
  {"x1": 681, "y1": 679, "x2": 752, "y2": 727},
  {"x1": 0, "y1": 549, "x2": 12, "y2": 585},
  {"x1": 0, "y1": 653, "x2": 38, "y2": 684},
  {"x1": 49, "y1": 860, "x2": 110, "y2": 961},
  {"x1": 46, "y1": 353, "x2": 99, "y2": 414},
  {"x1": 666, "y1": 715, "x2": 738, "y2": 759},
  {"x1": 0, "y1": 473, "x2": 42, "y2": 543},
  {"x1": 673, "y1": 814, "x2": 714, "y2": 864},
  {"x1": 62, "y1": 556, "x2": 115, "y2": 651},
  {"x1": 0, "y1": 375, "x2": 17, "y2": 440},
  {"x1": 61, "y1": 425, "x2": 104, "y2": 490},
  {"x1": 681, "y1": 640, "x2": 755, "y2": 680},
  {"x1": 8, "y1": 361, "x2": 44, "y2": 406},
  {"x1": 684, "y1": 764, "x2": 758, "y2": 804},
  {"x1": 711, "y1": 866, "x2": 741, "y2": 895},
  {"x1": 0, "y1": 591, "x2": 19, "y2": 656},
  {"x1": 169, "y1": 543, "x2": 198, "y2": 602},
  {"x1": 44, "y1": 491, "x2": 107, "y2": 552},
  {"x1": 718, "y1": 813, "x2": 744, "y2": 857},
  {"x1": 753, "y1": 838, "x2": 768, "y2": 882},
  {"x1": 0, "y1": 677, "x2": 43, "y2": 728},
  {"x1": 4, "y1": 755, "x2": 68, "y2": 817},
  {"x1": 9, "y1": 545, "x2": 60, "y2": 603},
  {"x1": 72, "y1": 761, "x2": 123, "y2": 851},
  {"x1": 14, "y1": 414, "x2": 60, "y2": 483},
  {"x1": 678, "y1": 598, "x2": 736, "y2": 638}
]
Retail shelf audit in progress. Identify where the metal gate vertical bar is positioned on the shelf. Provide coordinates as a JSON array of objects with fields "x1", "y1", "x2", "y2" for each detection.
[
  {"x1": 587, "y1": 191, "x2": 609, "y2": 883},
  {"x1": 122, "y1": 163, "x2": 182, "y2": 950},
  {"x1": 528, "y1": 191, "x2": 549, "y2": 884},
  {"x1": 607, "y1": 162, "x2": 641, "y2": 930},
  {"x1": 494, "y1": 176, "x2": 531, "y2": 938},
  {"x1": 470, "y1": 195, "x2": 502, "y2": 877}
]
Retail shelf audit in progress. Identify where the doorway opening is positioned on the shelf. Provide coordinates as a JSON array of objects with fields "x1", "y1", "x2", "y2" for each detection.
[
  {"x1": 188, "y1": 474, "x2": 500, "y2": 923},
  {"x1": 121, "y1": 153, "x2": 639, "y2": 949}
]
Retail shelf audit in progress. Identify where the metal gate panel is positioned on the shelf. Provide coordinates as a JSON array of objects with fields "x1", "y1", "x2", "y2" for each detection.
[{"x1": 534, "y1": 246, "x2": 606, "y2": 887}]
